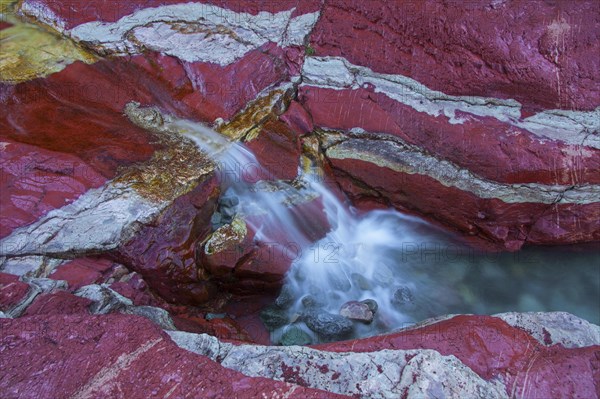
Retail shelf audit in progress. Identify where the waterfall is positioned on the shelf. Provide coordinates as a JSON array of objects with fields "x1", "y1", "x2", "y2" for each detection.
[{"x1": 174, "y1": 118, "x2": 451, "y2": 341}]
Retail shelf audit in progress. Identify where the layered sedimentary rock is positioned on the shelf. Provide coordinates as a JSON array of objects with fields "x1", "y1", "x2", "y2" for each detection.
[
  {"x1": 1, "y1": 277, "x2": 598, "y2": 399},
  {"x1": 7, "y1": 0, "x2": 598, "y2": 252},
  {"x1": 1, "y1": 0, "x2": 599, "y2": 397}
]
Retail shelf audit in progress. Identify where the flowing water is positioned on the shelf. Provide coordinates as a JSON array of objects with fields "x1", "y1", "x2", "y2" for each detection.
[{"x1": 178, "y1": 120, "x2": 600, "y2": 343}]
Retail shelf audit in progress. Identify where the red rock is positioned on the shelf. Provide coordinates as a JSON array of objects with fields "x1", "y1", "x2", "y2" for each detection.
[
  {"x1": 0, "y1": 313, "x2": 341, "y2": 398},
  {"x1": 339, "y1": 301, "x2": 373, "y2": 323},
  {"x1": 316, "y1": 315, "x2": 599, "y2": 398},
  {"x1": 172, "y1": 314, "x2": 253, "y2": 342},
  {"x1": 0, "y1": 273, "x2": 20, "y2": 285},
  {"x1": 300, "y1": 86, "x2": 600, "y2": 185},
  {"x1": 505, "y1": 345, "x2": 600, "y2": 398},
  {"x1": 49, "y1": 257, "x2": 112, "y2": 290},
  {"x1": 132, "y1": 44, "x2": 290, "y2": 122},
  {"x1": 311, "y1": 0, "x2": 600, "y2": 111},
  {"x1": 0, "y1": 273, "x2": 30, "y2": 312},
  {"x1": 245, "y1": 119, "x2": 302, "y2": 181},
  {"x1": 280, "y1": 100, "x2": 315, "y2": 135},
  {"x1": 22, "y1": 291, "x2": 93, "y2": 316},
  {"x1": 0, "y1": 61, "x2": 160, "y2": 178},
  {"x1": 200, "y1": 221, "x2": 256, "y2": 278},
  {"x1": 282, "y1": 46, "x2": 307, "y2": 76},
  {"x1": 234, "y1": 240, "x2": 296, "y2": 282},
  {"x1": 0, "y1": 140, "x2": 106, "y2": 238},
  {"x1": 223, "y1": 295, "x2": 275, "y2": 345},
  {"x1": 200, "y1": 194, "x2": 330, "y2": 296},
  {"x1": 329, "y1": 157, "x2": 600, "y2": 250},
  {"x1": 227, "y1": 197, "x2": 331, "y2": 287},
  {"x1": 109, "y1": 275, "x2": 164, "y2": 308},
  {"x1": 116, "y1": 174, "x2": 220, "y2": 305}
]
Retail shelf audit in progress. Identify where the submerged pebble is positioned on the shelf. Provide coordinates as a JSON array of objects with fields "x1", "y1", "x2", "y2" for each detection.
[
  {"x1": 301, "y1": 295, "x2": 325, "y2": 309},
  {"x1": 360, "y1": 299, "x2": 379, "y2": 314},
  {"x1": 260, "y1": 305, "x2": 288, "y2": 331},
  {"x1": 391, "y1": 286, "x2": 415, "y2": 308},
  {"x1": 340, "y1": 301, "x2": 374, "y2": 323},
  {"x1": 280, "y1": 326, "x2": 312, "y2": 346},
  {"x1": 303, "y1": 309, "x2": 353, "y2": 340},
  {"x1": 275, "y1": 285, "x2": 295, "y2": 309}
]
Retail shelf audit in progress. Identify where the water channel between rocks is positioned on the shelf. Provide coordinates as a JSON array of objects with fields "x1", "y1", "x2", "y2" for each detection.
[{"x1": 179, "y1": 118, "x2": 600, "y2": 345}]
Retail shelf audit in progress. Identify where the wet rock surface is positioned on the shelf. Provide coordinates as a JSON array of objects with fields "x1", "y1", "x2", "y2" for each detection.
[
  {"x1": 260, "y1": 305, "x2": 289, "y2": 331},
  {"x1": 391, "y1": 286, "x2": 416, "y2": 309},
  {"x1": 339, "y1": 301, "x2": 374, "y2": 323},
  {"x1": 1, "y1": 0, "x2": 599, "y2": 397},
  {"x1": 280, "y1": 326, "x2": 313, "y2": 346},
  {"x1": 1, "y1": 256, "x2": 599, "y2": 398},
  {"x1": 303, "y1": 310, "x2": 354, "y2": 340}
]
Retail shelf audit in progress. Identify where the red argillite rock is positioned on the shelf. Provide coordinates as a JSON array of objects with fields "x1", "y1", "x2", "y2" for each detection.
[
  {"x1": 296, "y1": 0, "x2": 600, "y2": 250},
  {"x1": 48, "y1": 257, "x2": 113, "y2": 290},
  {"x1": 116, "y1": 173, "x2": 221, "y2": 306},
  {"x1": 0, "y1": 273, "x2": 30, "y2": 313},
  {"x1": 0, "y1": 314, "x2": 342, "y2": 399},
  {"x1": 310, "y1": 0, "x2": 600, "y2": 111},
  {"x1": 300, "y1": 86, "x2": 600, "y2": 186},
  {"x1": 128, "y1": 45, "x2": 290, "y2": 123},
  {"x1": 1, "y1": 1, "x2": 598, "y2": 396},
  {"x1": 315, "y1": 315, "x2": 600, "y2": 398},
  {"x1": 0, "y1": 140, "x2": 107, "y2": 239},
  {"x1": 199, "y1": 194, "x2": 331, "y2": 295},
  {"x1": 245, "y1": 119, "x2": 303, "y2": 181},
  {"x1": 326, "y1": 153, "x2": 599, "y2": 250},
  {"x1": 22, "y1": 291, "x2": 93, "y2": 316}
]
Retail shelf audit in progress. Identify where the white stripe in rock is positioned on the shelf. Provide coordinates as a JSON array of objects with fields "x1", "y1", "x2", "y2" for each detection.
[
  {"x1": 301, "y1": 57, "x2": 600, "y2": 149},
  {"x1": 0, "y1": 182, "x2": 168, "y2": 257},
  {"x1": 324, "y1": 134, "x2": 600, "y2": 204},
  {"x1": 167, "y1": 330, "x2": 507, "y2": 399},
  {"x1": 25, "y1": 3, "x2": 319, "y2": 65}
]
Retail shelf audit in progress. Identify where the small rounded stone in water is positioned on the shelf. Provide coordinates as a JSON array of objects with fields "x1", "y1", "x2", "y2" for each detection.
[
  {"x1": 327, "y1": 272, "x2": 351, "y2": 292},
  {"x1": 391, "y1": 286, "x2": 414, "y2": 307},
  {"x1": 360, "y1": 299, "x2": 378, "y2": 314},
  {"x1": 210, "y1": 212, "x2": 222, "y2": 230},
  {"x1": 259, "y1": 305, "x2": 288, "y2": 331},
  {"x1": 220, "y1": 195, "x2": 239, "y2": 208},
  {"x1": 373, "y1": 263, "x2": 394, "y2": 286},
  {"x1": 300, "y1": 295, "x2": 325, "y2": 309},
  {"x1": 339, "y1": 301, "x2": 374, "y2": 324},
  {"x1": 280, "y1": 326, "x2": 312, "y2": 346},
  {"x1": 275, "y1": 285, "x2": 294, "y2": 309},
  {"x1": 303, "y1": 310, "x2": 353, "y2": 340},
  {"x1": 351, "y1": 273, "x2": 373, "y2": 290},
  {"x1": 220, "y1": 206, "x2": 236, "y2": 219}
]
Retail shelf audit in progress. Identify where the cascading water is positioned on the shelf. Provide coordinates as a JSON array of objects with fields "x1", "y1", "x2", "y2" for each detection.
[
  {"x1": 175, "y1": 118, "x2": 600, "y2": 344},
  {"x1": 174, "y1": 118, "x2": 460, "y2": 342}
]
